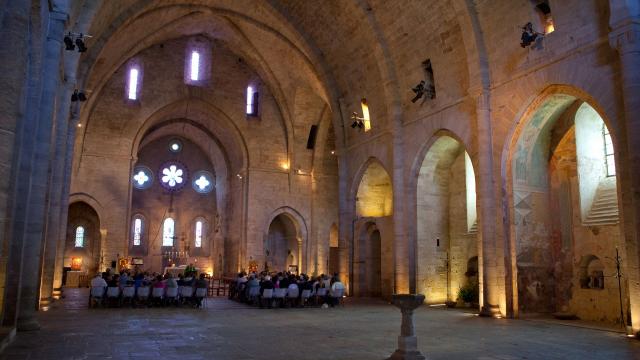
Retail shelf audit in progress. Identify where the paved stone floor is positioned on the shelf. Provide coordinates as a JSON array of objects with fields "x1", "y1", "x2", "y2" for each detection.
[{"x1": 1, "y1": 289, "x2": 639, "y2": 359}]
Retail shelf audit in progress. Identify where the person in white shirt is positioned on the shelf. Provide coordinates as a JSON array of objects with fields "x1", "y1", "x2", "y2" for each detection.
[
  {"x1": 329, "y1": 276, "x2": 345, "y2": 307},
  {"x1": 91, "y1": 273, "x2": 107, "y2": 288}
]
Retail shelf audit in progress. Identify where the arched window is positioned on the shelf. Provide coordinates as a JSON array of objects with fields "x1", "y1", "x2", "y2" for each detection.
[
  {"x1": 246, "y1": 85, "x2": 259, "y2": 116},
  {"x1": 190, "y1": 50, "x2": 200, "y2": 81},
  {"x1": 361, "y1": 98, "x2": 371, "y2": 132},
  {"x1": 128, "y1": 68, "x2": 140, "y2": 100},
  {"x1": 195, "y1": 219, "x2": 204, "y2": 248},
  {"x1": 75, "y1": 226, "x2": 85, "y2": 248},
  {"x1": 163, "y1": 218, "x2": 175, "y2": 246},
  {"x1": 132, "y1": 216, "x2": 144, "y2": 246},
  {"x1": 603, "y1": 124, "x2": 615, "y2": 177}
]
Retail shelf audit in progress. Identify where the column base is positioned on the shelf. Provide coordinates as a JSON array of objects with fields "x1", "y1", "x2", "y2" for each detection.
[
  {"x1": 479, "y1": 303, "x2": 502, "y2": 318},
  {"x1": 388, "y1": 336, "x2": 427, "y2": 360},
  {"x1": 16, "y1": 317, "x2": 40, "y2": 332}
]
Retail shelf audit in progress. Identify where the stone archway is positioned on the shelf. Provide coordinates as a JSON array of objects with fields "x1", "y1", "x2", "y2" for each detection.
[
  {"x1": 63, "y1": 201, "x2": 101, "y2": 282},
  {"x1": 504, "y1": 91, "x2": 629, "y2": 325},
  {"x1": 263, "y1": 207, "x2": 309, "y2": 274},
  {"x1": 415, "y1": 135, "x2": 479, "y2": 305},
  {"x1": 354, "y1": 222, "x2": 382, "y2": 297}
]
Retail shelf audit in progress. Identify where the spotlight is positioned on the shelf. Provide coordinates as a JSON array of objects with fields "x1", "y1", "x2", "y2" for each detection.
[
  {"x1": 71, "y1": 89, "x2": 87, "y2": 102},
  {"x1": 75, "y1": 33, "x2": 87, "y2": 53},
  {"x1": 520, "y1": 22, "x2": 542, "y2": 48},
  {"x1": 350, "y1": 112, "x2": 365, "y2": 130},
  {"x1": 63, "y1": 33, "x2": 75, "y2": 51}
]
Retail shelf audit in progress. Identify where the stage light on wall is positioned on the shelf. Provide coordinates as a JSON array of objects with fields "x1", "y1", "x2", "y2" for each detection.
[
  {"x1": 63, "y1": 32, "x2": 91, "y2": 52},
  {"x1": 350, "y1": 112, "x2": 365, "y2": 130},
  {"x1": 64, "y1": 33, "x2": 75, "y2": 51},
  {"x1": 520, "y1": 22, "x2": 543, "y2": 48},
  {"x1": 71, "y1": 89, "x2": 87, "y2": 102}
]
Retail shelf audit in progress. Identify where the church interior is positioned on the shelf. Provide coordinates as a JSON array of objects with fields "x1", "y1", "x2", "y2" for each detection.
[{"x1": 1, "y1": 0, "x2": 640, "y2": 358}]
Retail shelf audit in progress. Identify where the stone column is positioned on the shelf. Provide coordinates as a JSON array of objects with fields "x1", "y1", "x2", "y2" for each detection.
[
  {"x1": 52, "y1": 105, "x2": 79, "y2": 294},
  {"x1": 297, "y1": 237, "x2": 302, "y2": 273},
  {"x1": 609, "y1": 16, "x2": 640, "y2": 333},
  {"x1": 39, "y1": 80, "x2": 74, "y2": 305},
  {"x1": 0, "y1": 0, "x2": 33, "y2": 328},
  {"x1": 15, "y1": 8, "x2": 68, "y2": 331},
  {"x1": 392, "y1": 107, "x2": 409, "y2": 294},
  {"x1": 476, "y1": 91, "x2": 502, "y2": 317}
]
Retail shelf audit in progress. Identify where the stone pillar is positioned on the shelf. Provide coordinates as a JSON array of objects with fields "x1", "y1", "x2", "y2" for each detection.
[
  {"x1": 15, "y1": 8, "x2": 68, "y2": 331},
  {"x1": 297, "y1": 237, "x2": 303, "y2": 273},
  {"x1": 388, "y1": 294, "x2": 426, "y2": 360},
  {"x1": 475, "y1": 91, "x2": 502, "y2": 317},
  {"x1": 392, "y1": 109, "x2": 409, "y2": 294},
  {"x1": 39, "y1": 80, "x2": 74, "y2": 305},
  {"x1": 609, "y1": 16, "x2": 640, "y2": 333},
  {"x1": 52, "y1": 106, "x2": 78, "y2": 294},
  {"x1": 0, "y1": 0, "x2": 33, "y2": 327}
]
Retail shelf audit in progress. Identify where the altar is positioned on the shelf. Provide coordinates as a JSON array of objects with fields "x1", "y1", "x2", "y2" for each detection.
[
  {"x1": 66, "y1": 271, "x2": 86, "y2": 287},
  {"x1": 163, "y1": 266, "x2": 200, "y2": 277}
]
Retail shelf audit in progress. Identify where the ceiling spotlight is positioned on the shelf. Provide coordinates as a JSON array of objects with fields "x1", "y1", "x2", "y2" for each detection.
[
  {"x1": 521, "y1": 22, "x2": 542, "y2": 48},
  {"x1": 75, "y1": 33, "x2": 87, "y2": 53},
  {"x1": 71, "y1": 89, "x2": 87, "y2": 102},
  {"x1": 64, "y1": 33, "x2": 75, "y2": 51}
]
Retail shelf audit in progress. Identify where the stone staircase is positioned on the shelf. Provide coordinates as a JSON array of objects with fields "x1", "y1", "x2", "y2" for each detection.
[
  {"x1": 584, "y1": 185, "x2": 619, "y2": 226},
  {"x1": 468, "y1": 220, "x2": 478, "y2": 234}
]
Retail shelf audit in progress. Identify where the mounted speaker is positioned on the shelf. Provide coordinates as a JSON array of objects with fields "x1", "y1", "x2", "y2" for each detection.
[{"x1": 306, "y1": 125, "x2": 318, "y2": 149}]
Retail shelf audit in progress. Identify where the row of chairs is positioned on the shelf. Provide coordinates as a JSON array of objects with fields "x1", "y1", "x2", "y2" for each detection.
[
  {"x1": 90, "y1": 286, "x2": 208, "y2": 308},
  {"x1": 244, "y1": 286, "x2": 344, "y2": 308}
]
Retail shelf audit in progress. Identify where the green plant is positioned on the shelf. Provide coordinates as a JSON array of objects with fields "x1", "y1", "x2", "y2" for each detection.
[{"x1": 458, "y1": 283, "x2": 479, "y2": 303}]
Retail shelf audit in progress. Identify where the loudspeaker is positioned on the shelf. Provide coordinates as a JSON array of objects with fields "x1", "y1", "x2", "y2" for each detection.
[
  {"x1": 111, "y1": 260, "x2": 117, "y2": 268},
  {"x1": 306, "y1": 125, "x2": 318, "y2": 149}
]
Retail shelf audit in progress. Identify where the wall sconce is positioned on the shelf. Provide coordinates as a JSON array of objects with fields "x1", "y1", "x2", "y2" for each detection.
[
  {"x1": 281, "y1": 162, "x2": 290, "y2": 170},
  {"x1": 63, "y1": 32, "x2": 92, "y2": 52}
]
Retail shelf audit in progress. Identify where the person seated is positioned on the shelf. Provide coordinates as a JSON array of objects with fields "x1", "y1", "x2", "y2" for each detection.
[
  {"x1": 279, "y1": 274, "x2": 290, "y2": 289},
  {"x1": 321, "y1": 273, "x2": 331, "y2": 289},
  {"x1": 133, "y1": 270, "x2": 144, "y2": 288},
  {"x1": 165, "y1": 273, "x2": 178, "y2": 288},
  {"x1": 299, "y1": 275, "x2": 313, "y2": 293},
  {"x1": 91, "y1": 273, "x2": 107, "y2": 288},
  {"x1": 107, "y1": 274, "x2": 119, "y2": 288},
  {"x1": 286, "y1": 278, "x2": 299, "y2": 307},
  {"x1": 260, "y1": 275, "x2": 274, "y2": 294},
  {"x1": 329, "y1": 276, "x2": 345, "y2": 307},
  {"x1": 244, "y1": 275, "x2": 260, "y2": 302},
  {"x1": 152, "y1": 275, "x2": 166, "y2": 289},
  {"x1": 119, "y1": 271, "x2": 129, "y2": 289},
  {"x1": 183, "y1": 272, "x2": 195, "y2": 287}
]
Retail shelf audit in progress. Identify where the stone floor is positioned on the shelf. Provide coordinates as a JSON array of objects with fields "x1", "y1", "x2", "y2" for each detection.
[{"x1": 1, "y1": 289, "x2": 639, "y2": 359}]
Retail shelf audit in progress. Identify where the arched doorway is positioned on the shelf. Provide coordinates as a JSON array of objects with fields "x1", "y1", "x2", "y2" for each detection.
[
  {"x1": 415, "y1": 135, "x2": 478, "y2": 305},
  {"x1": 506, "y1": 93, "x2": 629, "y2": 325},
  {"x1": 63, "y1": 202, "x2": 101, "y2": 284},
  {"x1": 352, "y1": 159, "x2": 394, "y2": 298},
  {"x1": 328, "y1": 223, "x2": 339, "y2": 275},
  {"x1": 355, "y1": 222, "x2": 382, "y2": 297},
  {"x1": 265, "y1": 214, "x2": 301, "y2": 274}
]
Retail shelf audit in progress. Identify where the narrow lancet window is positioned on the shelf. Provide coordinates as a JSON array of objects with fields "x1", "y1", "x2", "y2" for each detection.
[
  {"x1": 128, "y1": 68, "x2": 139, "y2": 100},
  {"x1": 190, "y1": 51, "x2": 200, "y2": 81},
  {"x1": 163, "y1": 218, "x2": 175, "y2": 246},
  {"x1": 75, "y1": 226, "x2": 85, "y2": 248}
]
